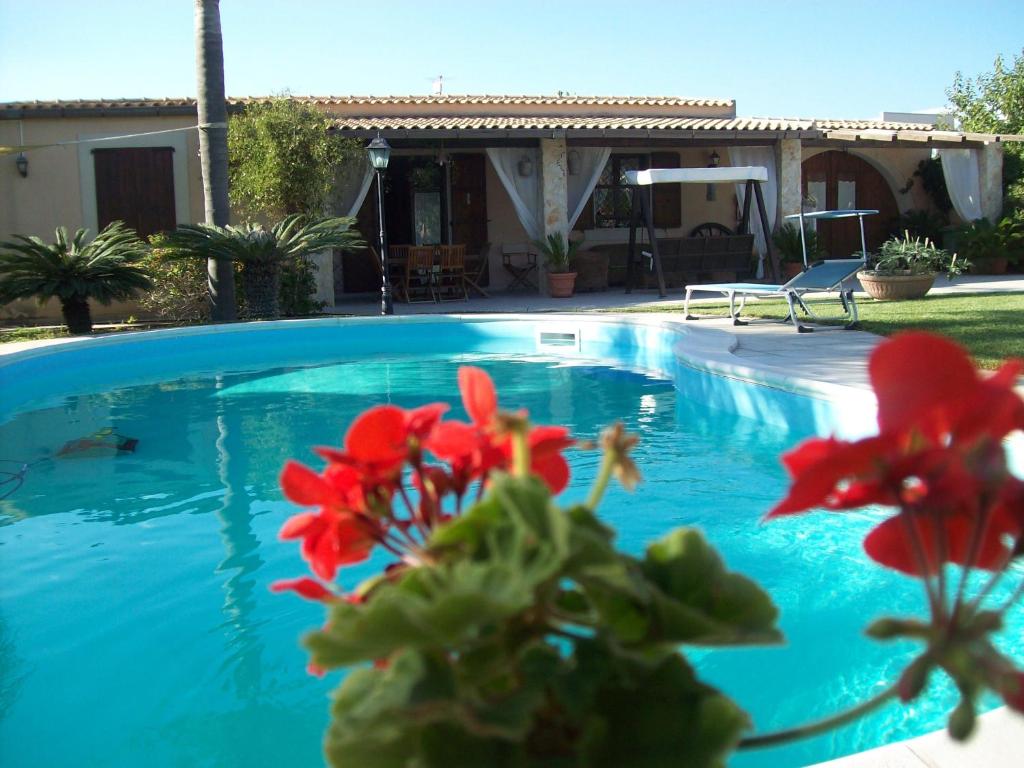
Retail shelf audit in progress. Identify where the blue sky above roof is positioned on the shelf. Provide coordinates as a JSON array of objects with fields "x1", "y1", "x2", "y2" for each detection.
[{"x1": 0, "y1": 0, "x2": 1021, "y2": 120}]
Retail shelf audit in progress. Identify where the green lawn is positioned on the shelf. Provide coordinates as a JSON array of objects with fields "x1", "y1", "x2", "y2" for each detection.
[
  {"x1": 0, "y1": 326, "x2": 69, "y2": 344},
  {"x1": 611, "y1": 291, "x2": 1024, "y2": 370}
]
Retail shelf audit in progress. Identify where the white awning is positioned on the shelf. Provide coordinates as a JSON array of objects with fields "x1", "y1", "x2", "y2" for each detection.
[{"x1": 625, "y1": 166, "x2": 769, "y2": 185}]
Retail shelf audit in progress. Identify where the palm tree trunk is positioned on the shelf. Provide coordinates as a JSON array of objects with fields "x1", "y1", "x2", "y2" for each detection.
[
  {"x1": 61, "y1": 296, "x2": 93, "y2": 335},
  {"x1": 194, "y1": 0, "x2": 237, "y2": 322},
  {"x1": 241, "y1": 261, "x2": 281, "y2": 319}
]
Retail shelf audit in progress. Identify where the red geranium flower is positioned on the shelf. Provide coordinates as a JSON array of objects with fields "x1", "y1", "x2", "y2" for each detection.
[
  {"x1": 767, "y1": 332, "x2": 1024, "y2": 576},
  {"x1": 279, "y1": 461, "x2": 380, "y2": 580},
  {"x1": 425, "y1": 366, "x2": 574, "y2": 494}
]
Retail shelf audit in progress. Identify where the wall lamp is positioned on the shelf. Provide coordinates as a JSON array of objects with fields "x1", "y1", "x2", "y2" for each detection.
[{"x1": 706, "y1": 150, "x2": 720, "y2": 201}]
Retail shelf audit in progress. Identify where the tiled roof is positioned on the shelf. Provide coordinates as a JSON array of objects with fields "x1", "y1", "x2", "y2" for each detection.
[
  {"x1": 0, "y1": 94, "x2": 734, "y2": 113},
  {"x1": 330, "y1": 115, "x2": 813, "y2": 131},
  {"x1": 2, "y1": 97, "x2": 1017, "y2": 143}
]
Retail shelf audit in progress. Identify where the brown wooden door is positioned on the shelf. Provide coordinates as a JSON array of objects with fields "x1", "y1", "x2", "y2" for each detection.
[
  {"x1": 93, "y1": 147, "x2": 176, "y2": 237},
  {"x1": 801, "y1": 151, "x2": 898, "y2": 258},
  {"x1": 449, "y1": 154, "x2": 487, "y2": 253}
]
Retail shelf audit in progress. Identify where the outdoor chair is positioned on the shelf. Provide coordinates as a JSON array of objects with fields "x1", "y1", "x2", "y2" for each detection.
[
  {"x1": 502, "y1": 243, "x2": 538, "y2": 291},
  {"x1": 682, "y1": 258, "x2": 865, "y2": 333},
  {"x1": 402, "y1": 246, "x2": 437, "y2": 303},
  {"x1": 464, "y1": 242, "x2": 491, "y2": 297},
  {"x1": 436, "y1": 245, "x2": 468, "y2": 302}
]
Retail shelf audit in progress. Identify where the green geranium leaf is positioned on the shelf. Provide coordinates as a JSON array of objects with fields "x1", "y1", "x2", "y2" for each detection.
[
  {"x1": 582, "y1": 649, "x2": 750, "y2": 768},
  {"x1": 640, "y1": 528, "x2": 782, "y2": 646},
  {"x1": 310, "y1": 477, "x2": 574, "y2": 669},
  {"x1": 307, "y1": 557, "x2": 540, "y2": 667},
  {"x1": 326, "y1": 650, "x2": 457, "y2": 767}
]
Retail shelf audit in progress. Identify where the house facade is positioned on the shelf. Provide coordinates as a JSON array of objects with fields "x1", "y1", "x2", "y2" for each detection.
[{"x1": 0, "y1": 94, "x2": 1011, "y2": 317}]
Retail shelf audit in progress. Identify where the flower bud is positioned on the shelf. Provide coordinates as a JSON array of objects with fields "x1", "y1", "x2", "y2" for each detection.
[
  {"x1": 947, "y1": 699, "x2": 976, "y2": 741},
  {"x1": 897, "y1": 656, "x2": 932, "y2": 701}
]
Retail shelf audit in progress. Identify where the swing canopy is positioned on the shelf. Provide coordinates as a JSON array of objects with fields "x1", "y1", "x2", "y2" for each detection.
[{"x1": 624, "y1": 166, "x2": 768, "y2": 185}]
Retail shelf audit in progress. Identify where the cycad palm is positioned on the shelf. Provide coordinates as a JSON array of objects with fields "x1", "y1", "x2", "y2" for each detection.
[
  {"x1": 158, "y1": 214, "x2": 363, "y2": 318},
  {"x1": 0, "y1": 222, "x2": 152, "y2": 334}
]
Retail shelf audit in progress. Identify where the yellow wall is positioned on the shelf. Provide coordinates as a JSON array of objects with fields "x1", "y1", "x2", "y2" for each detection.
[
  {"x1": 1, "y1": 115, "x2": 205, "y2": 240},
  {"x1": 1, "y1": 115, "x2": 204, "y2": 323}
]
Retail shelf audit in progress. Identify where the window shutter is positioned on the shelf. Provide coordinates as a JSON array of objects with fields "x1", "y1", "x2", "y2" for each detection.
[{"x1": 650, "y1": 151, "x2": 680, "y2": 228}]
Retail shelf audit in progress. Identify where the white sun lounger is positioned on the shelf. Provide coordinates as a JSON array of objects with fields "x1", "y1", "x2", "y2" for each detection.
[{"x1": 683, "y1": 258, "x2": 865, "y2": 333}]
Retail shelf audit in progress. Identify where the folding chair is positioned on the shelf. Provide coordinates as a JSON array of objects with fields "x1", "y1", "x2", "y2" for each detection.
[
  {"x1": 683, "y1": 258, "x2": 865, "y2": 333},
  {"x1": 502, "y1": 243, "x2": 538, "y2": 291},
  {"x1": 464, "y1": 242, "x2": 491, "y2": 298}
]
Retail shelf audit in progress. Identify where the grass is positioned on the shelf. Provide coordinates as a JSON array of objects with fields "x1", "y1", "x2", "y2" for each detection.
[
  {"x1": 0, "y1": 321, "x2": 164, "y2": 346},
  {"x1": 0, "y1": 326, "x2": 70, "y2": 344},
  {"x1": 611, "y1": 291, "x2": 1024, "y2": 370}
]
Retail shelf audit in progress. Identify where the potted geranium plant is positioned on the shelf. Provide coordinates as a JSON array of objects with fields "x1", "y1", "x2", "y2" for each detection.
[
  {"x1": 535, "y1": 232, "x2": 580, "y2": 298},
  {"x1": 858, "y1": 232, "x2": 967, "y2": 300}
]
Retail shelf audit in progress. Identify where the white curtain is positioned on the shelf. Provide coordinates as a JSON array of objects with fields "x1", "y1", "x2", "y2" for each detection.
[
  {"x1": 486, "y1": 148, "x2": 543, "y2": 241},
  {"x1": 939, "y1": 148, "x2": 983, "y2": 223},
  {"x1": 331, "y1": 156, "x2": 375, "y2": 218},
  {"x1": 727, "y1": 147, "x2": 777, "y2": 278},
  {"x1": 567, "y1": 147, "x2": 611, "y2": 229}
]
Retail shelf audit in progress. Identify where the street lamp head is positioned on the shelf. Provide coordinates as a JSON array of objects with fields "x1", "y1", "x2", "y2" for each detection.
[{"x1": 367, "y1": 134, "x2": 391, "y2": 171}]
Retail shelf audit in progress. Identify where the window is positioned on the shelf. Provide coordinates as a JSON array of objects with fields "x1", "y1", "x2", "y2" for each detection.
[{"x1": 592, "y1": 154, "x2": 645, "y2": 228}]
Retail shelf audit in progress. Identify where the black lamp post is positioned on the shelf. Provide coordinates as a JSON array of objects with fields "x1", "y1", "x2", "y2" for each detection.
[{"x1": 367, "y1": 134, "x2": 393, "y2": 315}]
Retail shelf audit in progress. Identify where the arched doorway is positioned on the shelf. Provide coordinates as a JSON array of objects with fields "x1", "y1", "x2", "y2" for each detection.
[{"x1": 801, "y1": 151, "x2": 899, "y2": 257}]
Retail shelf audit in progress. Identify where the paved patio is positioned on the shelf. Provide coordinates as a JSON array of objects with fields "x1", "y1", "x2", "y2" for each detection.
[{"x1": 328, "y1": 274, "x2": 1024, "y2": 316}]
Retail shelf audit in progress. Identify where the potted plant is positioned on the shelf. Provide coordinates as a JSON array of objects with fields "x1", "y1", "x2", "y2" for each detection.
[
  {"x1": 534, "y1": 232, "x2": 580, "y2": 298},
  {"x1": 0, "y1": 222, "x2": 152, "y2": 334},
  {"x1": 858, "y1": 232, "x2": 966, "y2": 300},
  {"x1": 955, "y1": 214, "x2": 1023, "y2": 275},
  {"x1": 772, "y1": 223, "x2": 823, "y2": 280}
]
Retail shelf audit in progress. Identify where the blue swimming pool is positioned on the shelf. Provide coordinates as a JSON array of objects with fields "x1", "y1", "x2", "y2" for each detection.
[{"x1": 0, "y1": 317, "x2": 1019, "y2": 767}]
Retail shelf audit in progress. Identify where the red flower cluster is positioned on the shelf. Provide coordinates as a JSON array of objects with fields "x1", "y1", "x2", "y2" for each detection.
[
  {"x1": 273, "y1": 366, "x2": 574, "y2": 598},
  {"x1": 768, "y1": 332, "x2": 1024, "y2": 576}
]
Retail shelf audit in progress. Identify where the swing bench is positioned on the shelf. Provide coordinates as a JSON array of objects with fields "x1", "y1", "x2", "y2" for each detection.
[{"x1": 623, "y1": 166, "x2": 777, "y2": 297}]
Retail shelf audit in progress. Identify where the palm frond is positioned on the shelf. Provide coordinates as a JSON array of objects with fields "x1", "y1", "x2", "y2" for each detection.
[{"x1": 0, "y1": 222, "x2": 152, "y2": 305}]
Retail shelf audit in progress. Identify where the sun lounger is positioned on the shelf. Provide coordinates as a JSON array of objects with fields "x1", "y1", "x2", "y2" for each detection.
[{"x1": 683, "y1": 258, "x2": 865, "y2": 333}]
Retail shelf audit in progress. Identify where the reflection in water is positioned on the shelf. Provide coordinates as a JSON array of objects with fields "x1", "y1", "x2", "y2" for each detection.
[
  {"x1": 0, "y1": 612, "x2": 27, "y2": 720},
  {"x1": 212, "y1": 379, "x2": 266, "y2": 701}
]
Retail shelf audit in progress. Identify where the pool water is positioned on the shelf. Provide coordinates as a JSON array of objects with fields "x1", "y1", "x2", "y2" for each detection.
[{"x1": 0, "y1": 353, "x2": 1019, "y2": 767}]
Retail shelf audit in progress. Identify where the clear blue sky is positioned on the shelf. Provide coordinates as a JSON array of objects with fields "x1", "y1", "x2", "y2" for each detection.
[{"x1": 1, "y1": 0, "x2": 1021, "y2": 119}]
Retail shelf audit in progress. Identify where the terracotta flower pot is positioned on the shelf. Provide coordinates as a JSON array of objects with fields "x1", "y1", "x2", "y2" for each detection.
[
  {"x1": 547, "y1": 271, "x2": 577, "y2": 298},
  {"x1": 782, "y1": 262, "x2": 804, "y2": 280},
  {"x1": 858, "y1": 271, "x2": 936, "y2": 301},
  {"x1": 971, "y1": 257, "x2": 1009, "y2": 275}
]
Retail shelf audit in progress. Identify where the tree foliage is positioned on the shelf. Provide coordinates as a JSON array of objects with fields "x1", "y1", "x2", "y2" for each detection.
[
  {"x1": 947, "y1": 50, "x2": 1024, "y2": 206},
  {"x1": 228, "y1": 97, "x2": 362, "y2": 217}
]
